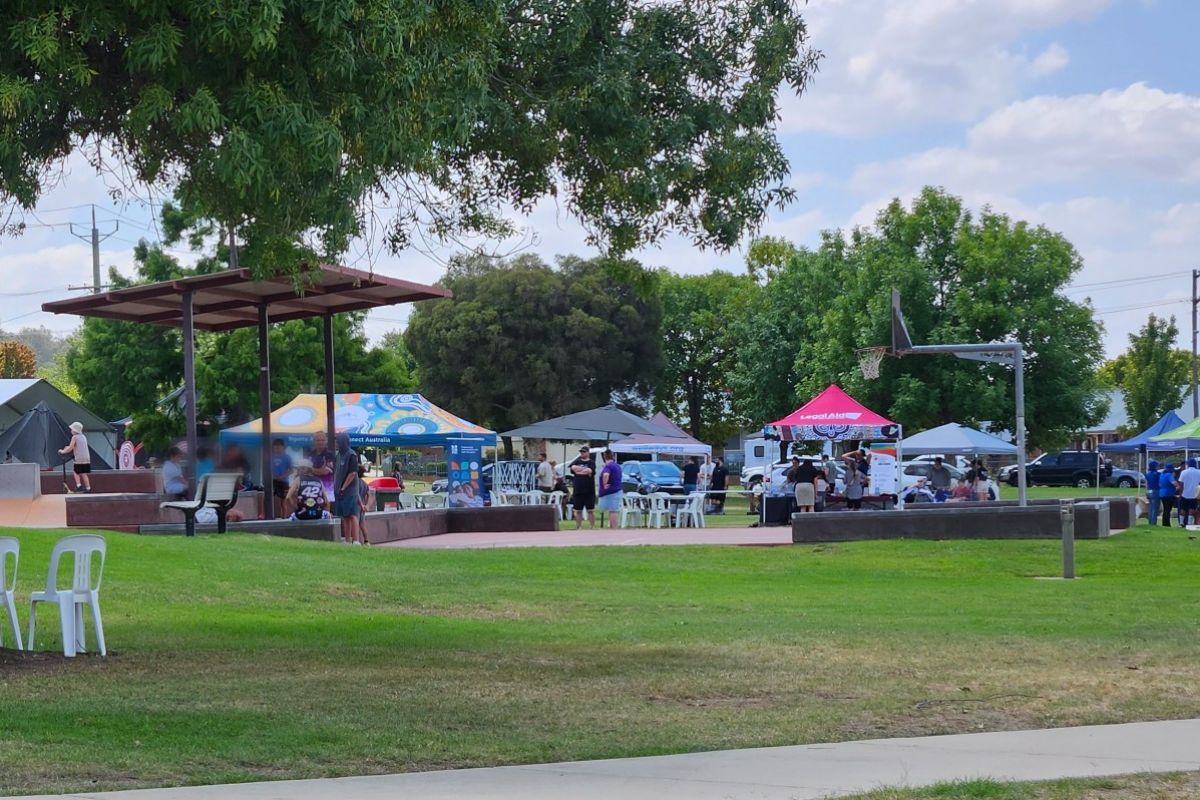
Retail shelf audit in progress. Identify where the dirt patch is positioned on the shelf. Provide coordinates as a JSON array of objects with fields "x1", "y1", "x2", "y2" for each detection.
[
  {"x1": 319, "y1": 583, "x2": 374, "y2": 600},
  {"x1": 1, "y1": 648, "x2": 74, "y2": 673}
]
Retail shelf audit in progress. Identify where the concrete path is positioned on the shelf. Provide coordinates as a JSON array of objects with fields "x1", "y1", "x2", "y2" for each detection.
[
  {"x1": 384, "y1": 525, "x2": 791, "y2": 548},
  {"x1": 19, "y1": 719, "x2": 1200, "y2": 799}
]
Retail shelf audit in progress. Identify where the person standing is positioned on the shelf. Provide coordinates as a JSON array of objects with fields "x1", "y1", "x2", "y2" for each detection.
[
  {"x1": 843, "y1": 459, "x2": 865, "y2": 510},
  {"x1": 793, "y1": 457, "x2": 818, "y2": 513},
  {"x1": 823, "y1": 453, "x2": 839, "y2": 503},
  {"x1": 682, "y1": 456, "x2": 701, "y2": 494},
  {"x1": 270, "y1": 438, "x2": 293, "y2": 517},
  {"x1": 333, "y1": 433, "x2": 362, "y2": 544},
  {"x1": 597, "y1": 452, "x2": 623, "y2": 528},
  {"x1": 536, "y1": 452, "x2": 555, "y2": 493},
  {"x1": 568, "y1": 446, "x2": 596, "y2": 529},
  {"x1": 58, "y1": 421, "x2": 92, "y2": 493},
  {"x1": 929, "y1": 457, "x2": 953, "y2": 493},
  {"x1": 710, "y1": 456, "x2": 728, "y2": 513},
  {"x1": 1144, "y1": 460, "x2": 1161, "y2": 526},
  {"x1": 308, "y1": 430, "x2": 336, "y2": 501},
  {"x1": 1158, "y1": 463, "x2": 1177, "y2": 527},
  {"x1": 1177, "y1": 458, "x2": 1200, "y2": 527}
]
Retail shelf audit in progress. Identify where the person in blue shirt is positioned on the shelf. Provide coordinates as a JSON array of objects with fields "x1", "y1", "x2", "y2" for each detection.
[
  {"x1": 270, "y1": 438, "x2": 293, "y2": 517},
  {"x1": 1158, "y1": 463, "x2": 1177, "y2": 527},
  {"x1": 194, "y1": 447, "x2": 215, "y2": 482},
  {"x1": 1144, "y1": 460, "x2": 1161, "y2": 526}
]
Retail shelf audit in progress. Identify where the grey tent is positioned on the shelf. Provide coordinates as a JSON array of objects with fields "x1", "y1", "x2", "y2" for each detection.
[
  {"x1": 502, "y1": 405, "x2": 676, "y2": 442},
  {"x1": 0, "y1": 401, "x2": 111, "y2": 469}
]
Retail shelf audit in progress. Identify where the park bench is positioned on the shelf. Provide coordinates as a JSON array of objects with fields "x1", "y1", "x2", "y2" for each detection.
[{"x1": 160, "y1": 472, "x2": 240, "y2": 536}]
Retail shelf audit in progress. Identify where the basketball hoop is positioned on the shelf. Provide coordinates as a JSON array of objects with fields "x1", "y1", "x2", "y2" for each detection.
[{"x1": 856, "y1": 346, "x2": 889, "y2": 380}]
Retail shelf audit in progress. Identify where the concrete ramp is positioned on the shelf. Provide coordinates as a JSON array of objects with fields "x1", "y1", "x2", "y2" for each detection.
[{"x1": 0, "y1": 494, "x2": 67, "y2": 528}]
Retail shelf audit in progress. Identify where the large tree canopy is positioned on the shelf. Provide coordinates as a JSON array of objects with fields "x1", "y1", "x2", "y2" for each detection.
[
  {"x1": 2, "y1": 1, "x2": 819, "y2": 271},
  {"x1": 729, "y1": 188, "x2": 1108, "y2": 449},
  {"x1": 405, "y1": 253, "x2": 662, "y2": 435},
  {"x1": 1098, "y1": 315, "x2": 1189, "y2": 435},
  {"x1": 654, "y1": 270, "x2": 751, "y2": 443}
]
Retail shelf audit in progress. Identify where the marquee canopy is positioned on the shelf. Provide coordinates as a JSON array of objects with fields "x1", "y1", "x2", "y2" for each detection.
[
  {"x1": 1149, "y1": 414, "x2": 1200, "y2": 451},
  {"x1": 609, "y1": 413, "x2": 711, "y2": 456},
  {"x1": 1101, "y1": 410, "x2": 1192, "y2": 453},
  {"x1": 764, "y1": 385, "x2": 899, "y2": 442},
  {"x1": 220, "y1": 393, "x2": 495, "y2": 448},
  {"x1": 900, "y1": 422, "x2": 1016, "y2": 456}
]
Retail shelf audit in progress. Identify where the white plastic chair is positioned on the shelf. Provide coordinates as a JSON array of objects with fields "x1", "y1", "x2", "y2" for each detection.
[
  {"x1": 0, "y1": 537, "x2": 21, "y2": 650},
  {"x1": 28, "y1": 534, "x2": 106, "y2": 658},
  {"x1": 397, "y1": 492, "x2": 418, "y2": 510},
  {"x1": 525, "y1": 490, "x2": 548, "y2": 506},
  {"x1": 646, "y1": 493, "x2": 672, "y2": 529},
  {"x1": 547, "y1": 491, "x2": 567, "y2": 519},
  {"x1": 619, "y1": 495, "x2": 645, "y2": 528},
  {"x1": 675, "y1": 493, "x2": 707, "y2": 528}
]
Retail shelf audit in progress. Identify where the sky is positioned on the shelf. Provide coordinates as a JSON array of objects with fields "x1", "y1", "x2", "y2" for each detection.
[{"x1": 2, "y1": 0, "x2": 1197, "y2": 357}]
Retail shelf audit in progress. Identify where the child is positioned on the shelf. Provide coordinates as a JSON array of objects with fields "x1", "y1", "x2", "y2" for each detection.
[
  {"x1": 58, "y1": 421, "x2": 92, "y2": 493},
  {"x1": 357, "y1": 464, "x2": 372, "y2": 543}
]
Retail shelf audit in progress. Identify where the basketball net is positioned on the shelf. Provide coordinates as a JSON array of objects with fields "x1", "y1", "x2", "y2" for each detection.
[{"x1": 856, "y1": 347, "x2": 888, "y2": 380}]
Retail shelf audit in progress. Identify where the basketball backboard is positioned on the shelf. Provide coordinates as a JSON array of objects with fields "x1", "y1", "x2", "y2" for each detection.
[{"x1": 890, "y1": 288, "x2": 913, "y2": 353}]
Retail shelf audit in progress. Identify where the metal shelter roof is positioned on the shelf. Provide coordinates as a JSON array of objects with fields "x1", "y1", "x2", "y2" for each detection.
[{"x1": 42, "y1": 265, "x2": 450, "y2": 331}]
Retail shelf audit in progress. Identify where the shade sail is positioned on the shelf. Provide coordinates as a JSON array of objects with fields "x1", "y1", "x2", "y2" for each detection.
[
  {"x1": 1100, "y1": 411, "x2": 1191, "y2": 453},
  {"x1": 900, "y1": 422, "x2": 1016, "y2": 456},
  {"x1": 0, "y1": 401, "x2": 110, "y2": 469},
  {"x1": 220, "y1": 393, "x2": 495, "y2": 448},
  {"x1": 1148, "y1": 414, "x2": 1200, "y2": 451},
  {"x1": 502, "y1": 406, "x2": 676, "y2": 442},
  {"x1": 609, "y1": 413, "x2": 712, "y2": 456},
  {"x1": 764, "y1": 385, "x2": 899, "y2": 441}
]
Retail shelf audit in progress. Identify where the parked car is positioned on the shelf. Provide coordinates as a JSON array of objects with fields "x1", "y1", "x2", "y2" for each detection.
[
  {"x1": 899, "y1": 460, "x2": 999, "y2": 499},
  {"x1": 1013, "y1": 450, "x2": 1112, "y2": 488},
  {"x1": 622, "y1": 461, "x2": 685, "y2": 494},
  {"x1": 742, "y1": 456, "x2": 827, "y2": 488},
  {"x1": 1105, "y1": 467, "x2": 1144, "y2": 489},
  {"x1": 997, "y1": 454, "x2": 1043, "y2": 485}
]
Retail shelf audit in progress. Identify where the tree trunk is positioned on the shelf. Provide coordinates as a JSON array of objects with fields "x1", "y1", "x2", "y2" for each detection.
[{"x1": 501, "y1": 435, "x2": 513, "y2": 460}]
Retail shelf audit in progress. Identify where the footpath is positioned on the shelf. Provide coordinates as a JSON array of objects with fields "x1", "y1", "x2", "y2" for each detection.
[{"x1": 19, "y1": 718, "x2": 1200, "y2": 800}]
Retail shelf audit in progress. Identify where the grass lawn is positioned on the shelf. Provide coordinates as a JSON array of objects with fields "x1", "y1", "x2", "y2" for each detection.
[
  {"x1": 2, "y1": 522, "x2": 1198, "y2": 796},
  {"x1": 844, "y1": 772, "x2": 1200, "y2": 799}
]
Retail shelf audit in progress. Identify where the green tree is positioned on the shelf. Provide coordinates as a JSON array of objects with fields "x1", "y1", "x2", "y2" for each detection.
[
  {"x1": 405, "y1": 253, "x2": 662, "y2": 439},
  {"x1": 2, "y1": 2, "x2": 819, "y2": 273},
  {"x1": 730, "y1": 188, "x2": 1108, "y2": 449},
  {"x1": 654, "y1": 270, "x2": 752, "y2": 443},
  {"x1": 1101, "y1": 315, "x2": 1189, "y2": 433},
  {"x1": 196, "y1": 315, "x2": 416, "y2": 423}
]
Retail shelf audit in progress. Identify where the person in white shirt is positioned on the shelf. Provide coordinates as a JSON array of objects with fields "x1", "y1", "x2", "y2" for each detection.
[
  {"x1": 58, "y1": 421, "x2": 92, "y2": 493},
  {"x1": 535, "y1": 453, "x2": 554, "y2": 492},
  {"x1": 1176, "y1": 458, "x2": 1200, "y2": 526}
]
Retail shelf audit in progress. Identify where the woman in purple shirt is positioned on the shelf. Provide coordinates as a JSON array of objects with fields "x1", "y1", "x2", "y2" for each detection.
[{"x1": 596, "y1": 452, "x2": 623, "y2": 528}]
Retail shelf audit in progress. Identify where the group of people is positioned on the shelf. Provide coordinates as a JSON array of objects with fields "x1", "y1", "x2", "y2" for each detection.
[
  {"x1": 906, "y1": 457, "x2": 993, "y2": 504},
  {"x1": 159, "y1": 431, "x2": 372, "y2": 544},
  {"x1": 1145, "y1": 459, "x2": 1200, "y2": 527},
  {"x1": 784, "y1": 451, "x2": 868, "y2": 513}
]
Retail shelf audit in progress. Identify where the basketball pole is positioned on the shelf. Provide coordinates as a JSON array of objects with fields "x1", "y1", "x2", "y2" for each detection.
[{"x1": 901, "y1": 342, "x2": 1028, "y2": 508}]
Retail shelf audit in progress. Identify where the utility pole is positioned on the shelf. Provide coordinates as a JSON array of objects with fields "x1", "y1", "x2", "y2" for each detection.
[
  {"x1": 1192, "y1": 269, "x2": 1198, "y2": 417},
  {"x1": 69, "y1": 205, "x2": 118, "y2": 293}
]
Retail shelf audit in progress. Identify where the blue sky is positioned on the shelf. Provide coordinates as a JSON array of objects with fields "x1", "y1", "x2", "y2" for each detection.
[{"x1": 4, "y1": 0, "x2": 1197, "y2": 356}]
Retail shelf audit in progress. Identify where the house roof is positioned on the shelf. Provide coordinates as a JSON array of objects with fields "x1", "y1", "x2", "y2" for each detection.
[{"x1": 42, "y1": 265, "x2": 451, "y2": 332}]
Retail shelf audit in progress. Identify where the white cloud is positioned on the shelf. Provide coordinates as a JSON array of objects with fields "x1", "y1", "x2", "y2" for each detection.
[
  {"x1": 852, "y1": 83, "x2": 1200, "y2": 196},
  {"x1": 781, "y1": 0, "x2": 1110, "y2": 135}
]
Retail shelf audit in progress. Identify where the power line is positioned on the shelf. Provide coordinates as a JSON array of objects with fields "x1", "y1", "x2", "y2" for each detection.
[{"x1": 1066, "y1": 269, "x2": 1191, "y2": 293}]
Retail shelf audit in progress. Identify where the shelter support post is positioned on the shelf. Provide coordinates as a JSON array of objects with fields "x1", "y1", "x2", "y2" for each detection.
[
  {"x1": 1013, "y1": 346, "x2": 1028, "y2": 507},
  {"x1": 895, "y1": 426, "x2": 904, "y2": 509},
  {"x1": 181, "y1": 290, "x2": 198, "y2": 478},
  {"x1": 323, "y1": 314, "x2": 336, "y2": 448},
  {"x1": 258, "y1": 304, "x2": 274, "y2": 520}
]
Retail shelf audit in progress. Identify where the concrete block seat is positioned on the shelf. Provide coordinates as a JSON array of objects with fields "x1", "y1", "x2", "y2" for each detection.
[{"x1": 793, "y1": 502, "x2": 1111, "y2": 543}]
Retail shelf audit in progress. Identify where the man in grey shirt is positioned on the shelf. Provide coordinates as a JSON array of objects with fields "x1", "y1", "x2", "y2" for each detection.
[{"x1": 929, "y1": 457, "x2": 953, "y2": 491}]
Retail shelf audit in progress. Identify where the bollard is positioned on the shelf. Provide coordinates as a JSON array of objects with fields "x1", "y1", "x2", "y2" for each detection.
[{"x1": 1059, "y1": 499, "x2": 1076, "y2": 580}]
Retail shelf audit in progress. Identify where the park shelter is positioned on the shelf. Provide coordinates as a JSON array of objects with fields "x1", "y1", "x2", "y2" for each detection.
[
  {"x1": 502, "y1": 405, "x2": 675, "y2": 442},
  {"x1": 0, "y1": 401, "x2": 111, "y2": 469},
  {"x1": 43, "y1": 265, "x2": 449, "y2": 518},
  {"x1": 0, "y1": 379, "x2": 115, "y2": 465},
  {"x1": 609, "y1": 413, "x2": 711, "y2": 456},
  {"x1": 220, "y1": 393, "x2": 496, "y2": 448},
  {"x1": 900, "y1": 422, "x2": 1016, "y2": 456}
]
